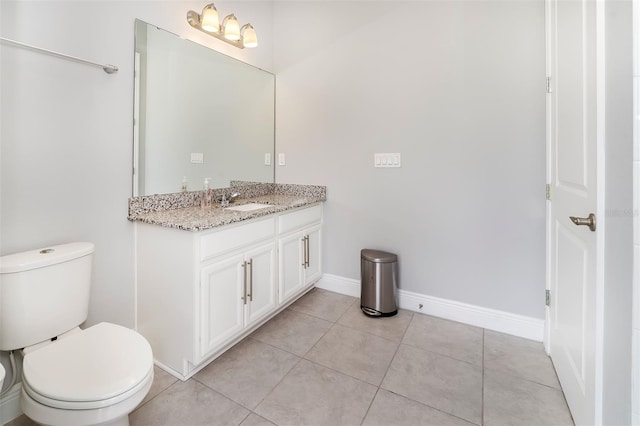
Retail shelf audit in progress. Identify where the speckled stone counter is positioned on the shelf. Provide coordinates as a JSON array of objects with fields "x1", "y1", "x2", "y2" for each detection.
[{"x1": 128, "y1": 183, "x2": 326, "y2": 232}]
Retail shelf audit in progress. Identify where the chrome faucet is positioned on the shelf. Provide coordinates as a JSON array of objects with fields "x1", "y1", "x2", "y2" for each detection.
[
  {"x1": 220, "y1": 192, "x2": 240, "y2": 207},
  {"x1": 228, "y1": 192, "x2": 240, "y2": 203}
]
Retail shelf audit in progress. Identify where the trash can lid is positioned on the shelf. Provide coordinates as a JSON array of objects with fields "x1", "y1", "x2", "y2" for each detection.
[{"x1": 361, "y1": 249, "x2": 397, "y2": 263}]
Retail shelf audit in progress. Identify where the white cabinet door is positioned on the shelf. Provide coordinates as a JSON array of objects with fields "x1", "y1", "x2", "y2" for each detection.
[
  {"x1": 279, "y1": 224, "x2": 322, "y2": 304},
  {"x1": 303, "y1": 224, "x2": 322, "y2": 286},
  {"x1": 244, "y1": 242, "x2": 277, "y2": 327},
  {"x1": 199, "y1": 254, "x2": 244, "y2": 360},
  {"x1": 278, "y1": 232, "x2": 305, "y2": 303}
]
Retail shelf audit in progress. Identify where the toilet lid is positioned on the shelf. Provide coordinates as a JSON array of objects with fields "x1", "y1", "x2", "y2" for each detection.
[{"x1": 23, "y1": 322, "x2": 153, "y2": 403}]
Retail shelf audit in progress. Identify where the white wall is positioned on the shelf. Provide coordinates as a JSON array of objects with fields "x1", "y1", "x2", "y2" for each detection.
[
  {"x1": 0, "y1": 0, "x2": 273, "y2": 396},
  {"x1": 273, "y1": 0, "x2": 547, "y2": 319}
]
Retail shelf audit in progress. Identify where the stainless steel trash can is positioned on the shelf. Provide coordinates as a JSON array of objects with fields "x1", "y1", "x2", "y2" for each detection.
[{"x1": 361, "y1": 249, "x2": 398, "y2": 317}]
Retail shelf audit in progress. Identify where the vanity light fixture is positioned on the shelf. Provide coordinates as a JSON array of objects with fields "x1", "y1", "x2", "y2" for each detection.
[
  {"x1": 200, "y1": 4, "x2": 219, "y2": 32},
  {"x1": 187, "y1": 3, "x2": 258, "y2": 49},
  {"x1": 221, "y1": 14, "x2": 240, "y2": 41}
]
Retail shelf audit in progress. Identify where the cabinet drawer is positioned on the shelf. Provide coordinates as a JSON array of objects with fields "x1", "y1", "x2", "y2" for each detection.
[
  {"x1": 200, "y1": 218, "x2": 275, "y2": 260},
  {"x1": 278, "y1": 204, "x2": 322, "y2": 235}
]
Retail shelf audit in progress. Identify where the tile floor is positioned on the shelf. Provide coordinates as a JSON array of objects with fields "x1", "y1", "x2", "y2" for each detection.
[{"x1": 7, "y1": 288, "x2": 573, "y2": 426}]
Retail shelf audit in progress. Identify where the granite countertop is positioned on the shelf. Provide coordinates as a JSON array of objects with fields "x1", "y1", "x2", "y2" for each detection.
[{"x1": 131, "y1": 193, "x2": 324, "y2": 232}]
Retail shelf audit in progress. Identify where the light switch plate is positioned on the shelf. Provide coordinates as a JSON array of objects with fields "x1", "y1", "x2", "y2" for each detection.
[
  {"x1": 191, "y1": 153, "x2": 204, "y2": 164},
  {"x1": 374, "y1": 153, "x2": 401, "y2": 168}
]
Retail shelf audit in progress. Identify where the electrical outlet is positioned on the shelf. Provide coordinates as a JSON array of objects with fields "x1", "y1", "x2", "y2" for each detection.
[{"x1": 278, "y1": 153, "x2": 286, "y2": 166}]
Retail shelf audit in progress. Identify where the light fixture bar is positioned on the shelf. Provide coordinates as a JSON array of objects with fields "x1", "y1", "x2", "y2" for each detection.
[{"x1": 187, "y1": 9, "x2": 256, "y2": 49}]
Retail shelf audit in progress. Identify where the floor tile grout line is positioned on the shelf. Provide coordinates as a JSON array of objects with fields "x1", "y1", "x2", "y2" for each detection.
[
  {"x1": 189, "y1": 374, "x2": 257, "y2": 413},
  {"x1": 131, "y1": 374, "x2": 179, "y2": 413},
  {"x1": 246, "y1": 334, "x2": 312, "y2": 359},
  {"x1": 379, "y1": 388, "x2": 482, "y2": 426},
  {"x1": 375, "y1": 311, "x2": 415, "y2": 394},
  {"x1": 360, "y1": 386, "x2": 382, "y2": 425},
  {"x1": 287, "y1": 288, "x2": 358, "y2": 323},
  {"x1": 334, "y1": 311, "x2": 414, "y2": 344},
  {"x1": 400, "y1": 339, "x2": 483, "y2": 368},
  {"x1": 326, "y1": 320, "x2": 406, "y2": 346},
  {"x1": 248, "y1": 356, "x2": 305, "y2": 424},
  {"x1": 483, "y1": 367, "x2": 565, "y2": 391},
  {"x1": 296, "y1": 296, "x2": 355, "y2": 359},
  {"x1": 301, "y1": 314, "x2": 338, "y2": 358},
  {"x1": 237, "y1": 409, "x2": 253, "y2": 425}
]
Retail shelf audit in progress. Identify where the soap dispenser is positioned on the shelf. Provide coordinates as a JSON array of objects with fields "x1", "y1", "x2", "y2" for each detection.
[{"x1": 201, "y1": 178, "x2": 212, "y2": 208}]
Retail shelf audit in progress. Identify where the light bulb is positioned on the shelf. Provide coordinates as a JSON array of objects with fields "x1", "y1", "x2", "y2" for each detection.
[
  {"x1": 241, "y1": 24, "x2": 258, "y2": 48},
  {"x1": 223, "y1": 14, "x2": 241, "y2": 41},
  {"x1": 200, "y1": 4, "x2": 219, "y2": 32}
]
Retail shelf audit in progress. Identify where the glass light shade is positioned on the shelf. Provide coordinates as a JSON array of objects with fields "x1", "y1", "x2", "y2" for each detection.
[
  {"x1": 201, "y1": 4, "x2": 219, "y2": 32},
  {"x1": 241, "y1": 24, "x2": 258, "y2": 48},
  {"x1": 223, "y1": 14, "x2": 241, "y2": 41}
]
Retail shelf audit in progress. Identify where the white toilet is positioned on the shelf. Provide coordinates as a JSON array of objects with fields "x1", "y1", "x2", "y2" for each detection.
[{"x1": 0, "y1": 242, "x2": 154, "y2": 426}]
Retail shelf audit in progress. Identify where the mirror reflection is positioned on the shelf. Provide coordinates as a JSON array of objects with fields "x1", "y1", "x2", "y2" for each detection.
[{"x1": 133, "y1": 19, "x2": 275, "y2": 196}]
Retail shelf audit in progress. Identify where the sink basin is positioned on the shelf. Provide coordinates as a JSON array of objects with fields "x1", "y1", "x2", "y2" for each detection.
[{"x1": 225, "y1": 202, "x2": 272, "y2": 212}]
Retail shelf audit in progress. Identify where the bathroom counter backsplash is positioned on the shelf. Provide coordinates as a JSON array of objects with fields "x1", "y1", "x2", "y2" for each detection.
[{"x1": 128, "y1": 183, "x2": 326, "y2": 232}]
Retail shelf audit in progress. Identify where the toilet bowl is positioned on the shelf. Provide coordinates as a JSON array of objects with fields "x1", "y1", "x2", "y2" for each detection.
[{"x1": 20, "y1": 322, "x2": 153, "y2": 426}]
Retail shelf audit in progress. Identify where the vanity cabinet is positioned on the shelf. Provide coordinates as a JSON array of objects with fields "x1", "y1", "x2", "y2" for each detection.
[
  {"x1": 136, "y1": 203, "x2": 322, "y2": 380},
  {"x1": 199, "y1": 241, "x2": 276, "y2": 360},
  {"x1": 278, "y1": 205, "x2": 323, "y2": 304}
]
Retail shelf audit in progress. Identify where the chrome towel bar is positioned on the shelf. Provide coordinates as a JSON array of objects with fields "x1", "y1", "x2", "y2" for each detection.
[{"x1": 0, "y1": 37, "x2": 118, "y2": 74}]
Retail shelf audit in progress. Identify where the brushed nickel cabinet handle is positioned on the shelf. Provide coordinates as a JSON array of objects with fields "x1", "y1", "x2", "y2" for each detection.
[
  {"x1": 305, "y1": 235, "x2": 310, "y2": 268},
  {"x1": 301, "y1": 237, "x2": 307, "y2": 268},
  {"x1": 242, "y1": 261, "x2": 247, "y2": 304},
  {"x1": 248, "y1": 259, "x2": 253, "y2": 302},
  {"x1": 570, "y1": 213, "x2": 596, "y2": 232}
]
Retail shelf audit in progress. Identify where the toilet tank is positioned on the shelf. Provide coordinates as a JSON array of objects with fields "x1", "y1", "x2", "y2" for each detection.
[{"x1": 0, "y1": 242, "x2": 94, "y2": 351}]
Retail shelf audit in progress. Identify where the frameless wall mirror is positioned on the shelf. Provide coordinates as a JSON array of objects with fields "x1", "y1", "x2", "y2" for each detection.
[{"x1": 133, "y1": 19, "x2": 275, "y2": 196}]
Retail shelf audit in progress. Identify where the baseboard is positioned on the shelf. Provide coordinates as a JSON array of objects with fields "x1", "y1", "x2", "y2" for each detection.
[
  {"x1": 0, "y1": 383, "x2": 22, "y2": 425},
  {"x1": 315, "y1": 273, "x2": 361, "y2": 297},
  {"x1": 315, "y1": 274, "x2": 545, "y2": 342}
]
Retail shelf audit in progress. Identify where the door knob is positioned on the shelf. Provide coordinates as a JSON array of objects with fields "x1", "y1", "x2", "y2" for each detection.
[{"x1": 569, "y1": 213, "x2": 596, "y2": 232}]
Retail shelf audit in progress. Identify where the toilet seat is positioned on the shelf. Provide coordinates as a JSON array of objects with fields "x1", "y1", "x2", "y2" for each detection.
[{"x1": 22, "y1": 322, "x2": 153, "y2": 410}]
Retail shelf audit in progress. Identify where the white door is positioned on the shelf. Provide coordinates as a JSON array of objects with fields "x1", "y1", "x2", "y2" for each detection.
[{"x1": 546, "y1": 0, "x2": 600, "y2": 424}]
